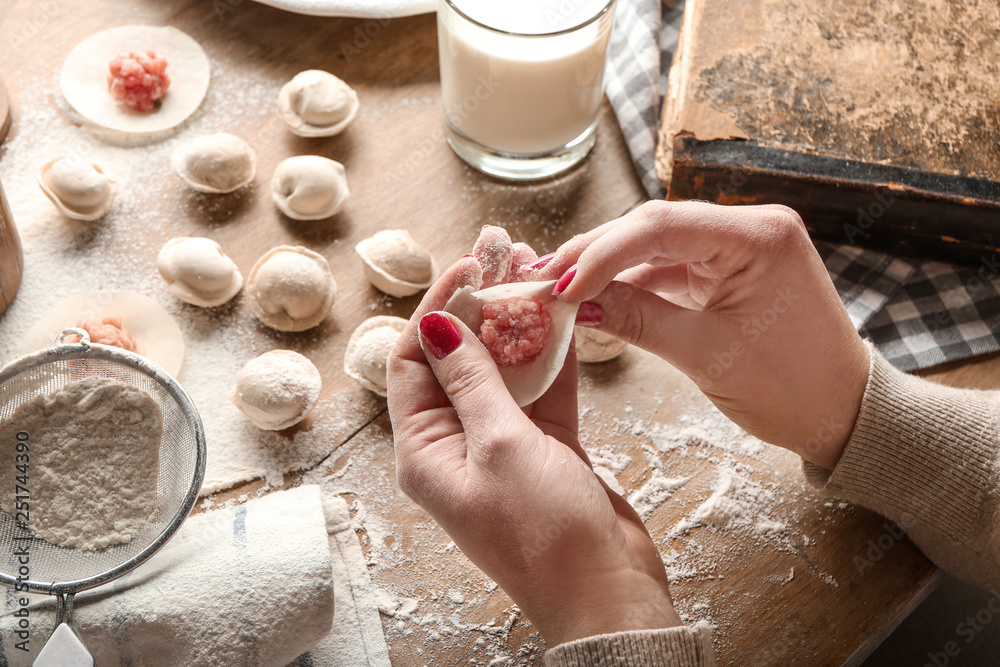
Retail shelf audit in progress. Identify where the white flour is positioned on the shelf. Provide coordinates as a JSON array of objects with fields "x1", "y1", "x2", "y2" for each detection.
[
  {"x1": 0, "y1": 61, "x2": 367, "y2": 496},
  {"x1": 0, "y1": 377, "x2": 161, "y2": 550}
]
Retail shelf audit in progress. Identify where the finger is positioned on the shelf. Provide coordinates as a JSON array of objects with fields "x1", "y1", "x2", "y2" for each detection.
[
  {"x1": 387, "y1": 255, "x2": 483, "y2": 427},
  {"x1": 417, "y1": 311, "x2": 526, "y2": 440},
  {"x1": 616, "y1": 263, "x2": 692, "y2": 297},
  {"x1": 576, "y1": 281, "x2": 728, "y2": 380},
  {"x1": 474, "y1": 225, "x2": 513, "y2": 288},
  {"x1": 544, "y1": 201, "x2": 802, "y2": 303},
  {"x1": 509, "y1": 242, "x2": 538, "y2": 282}
]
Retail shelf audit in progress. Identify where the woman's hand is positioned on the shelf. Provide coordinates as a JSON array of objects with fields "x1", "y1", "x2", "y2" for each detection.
[
  {"x1": 387, "y1": 235, "x2": 681, "y2": 647},
  {"x1": 530, "y1": 201, "x2": 869, "y2": 470}
]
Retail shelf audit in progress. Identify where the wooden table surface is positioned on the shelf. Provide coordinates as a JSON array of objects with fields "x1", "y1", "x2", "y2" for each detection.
[{"x1": 1, "y1": 1, "x2": 993, "y2": 664}]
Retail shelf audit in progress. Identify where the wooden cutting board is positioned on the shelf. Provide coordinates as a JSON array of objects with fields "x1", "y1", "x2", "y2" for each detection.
[{"x1": 658, "y1": 0, "x2": 1000, "y2": 266}]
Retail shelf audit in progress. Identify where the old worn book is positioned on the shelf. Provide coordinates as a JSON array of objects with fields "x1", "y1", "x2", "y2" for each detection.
[{"x1": 657, "y1": 0, "x2": 1000, "y2": 265}]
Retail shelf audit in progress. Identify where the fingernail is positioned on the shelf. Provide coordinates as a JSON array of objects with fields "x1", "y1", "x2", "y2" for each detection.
[
  {"x1": 552, "y1": 264, "x2": 577, "y2": 296},
  {"x1": 575, "y1": 301, "x2": 603, "y2": 326},
  {"x1": 521, "y1": 252, "x2": 555, "y2": 272},
  {"x1": 419, "y1": 312, "x2": 462, "y2": 360}
]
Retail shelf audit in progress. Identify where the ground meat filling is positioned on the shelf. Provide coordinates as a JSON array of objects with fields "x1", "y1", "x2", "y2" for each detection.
[
  {"x1": 480, "y1": 296, "x2": 551, "y2": 367},
  {"x1": 72, "y1": 316, "x2": 140, "y2": 352},
  {"x1": 108, "y1": 50, "x2": 170, "y2": 112}
]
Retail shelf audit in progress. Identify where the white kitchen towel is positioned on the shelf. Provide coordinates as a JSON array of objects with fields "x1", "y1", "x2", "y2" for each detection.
[
  {"x1": 288, "y1": 493, "x2": 392, "y2": 667},
  {"x1": 0, "y1": 485, "x2": 335, "y2": 666}
]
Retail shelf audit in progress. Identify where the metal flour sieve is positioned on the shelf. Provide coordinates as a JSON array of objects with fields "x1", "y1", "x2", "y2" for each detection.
[{"x1": 0, "y1": 328, "x2": 206, "y2": 665}]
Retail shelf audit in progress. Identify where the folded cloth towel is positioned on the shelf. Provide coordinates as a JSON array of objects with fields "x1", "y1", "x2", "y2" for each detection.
[
  {"x1": 604, "y1": 0, "x2": 1000, "y2": 372},
  {"x1": 289, "y1": 493, "x2": 392, "y2": 667},
  {"x1": 0, "y1": 485, "x2": 334, "y2": 666}
]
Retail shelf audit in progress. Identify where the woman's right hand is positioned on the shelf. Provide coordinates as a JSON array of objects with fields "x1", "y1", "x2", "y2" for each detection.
[{"x1": 530, "y1": 200, "x2": 869, "y2": 470}]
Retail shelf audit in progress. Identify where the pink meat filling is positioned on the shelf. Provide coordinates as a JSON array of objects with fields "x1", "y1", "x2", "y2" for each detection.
[
  {"x1": 71, "y1": 317, "x2": 139, "y2": 352},
  {"x1": 480, "y1": 296, "x2": 551, "y2": 367},
  {"x1": 108, "y1": 50, "x2": 170, "y2": 112}
]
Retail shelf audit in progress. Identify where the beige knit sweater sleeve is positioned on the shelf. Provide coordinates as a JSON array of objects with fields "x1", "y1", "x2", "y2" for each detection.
[{"x1": 545, "y1": 345, "x2": 1000, "y2": 666}]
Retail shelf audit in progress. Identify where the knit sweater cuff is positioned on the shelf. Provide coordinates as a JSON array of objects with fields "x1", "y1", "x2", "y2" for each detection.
[
  {"x1": 805, "y1": 344, "x2": 996, "y2": 544},
  {"x1": 543, "y1": 623, "x2": 716, "y2": 667}
]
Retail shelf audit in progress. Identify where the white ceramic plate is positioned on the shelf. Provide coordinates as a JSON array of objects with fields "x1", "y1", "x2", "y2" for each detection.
[{"x1": 251, "y1": 0, "x2": 435, "y2": 18}]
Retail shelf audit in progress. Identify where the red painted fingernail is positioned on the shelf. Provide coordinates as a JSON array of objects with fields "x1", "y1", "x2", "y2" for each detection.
[
  {"x1": 575, "y1": 301, "x2": 603, "y2": 326},
  {"x1": 521, "y1": 252, "x2": 555, "y2": 272},
  {"x1": 419, "y1": 312, "x2": 462, "y2": 359},
  {"x1": 552, "y1": 265, "x2": 577, "y2": 296}
]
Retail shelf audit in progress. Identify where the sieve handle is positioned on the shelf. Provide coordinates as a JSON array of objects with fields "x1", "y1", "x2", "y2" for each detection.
[
  {"x1": 55, "y1": 328, "x2": 91, "y2": 346},
  {"x1": 33, "y1": 594, "x2": 93, "y2": 667}
]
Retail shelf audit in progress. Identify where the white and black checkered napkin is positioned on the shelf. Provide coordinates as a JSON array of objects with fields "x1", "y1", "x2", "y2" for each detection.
[{"x1": 605, "y1": 0, "x2": 1000, "y2": 372}]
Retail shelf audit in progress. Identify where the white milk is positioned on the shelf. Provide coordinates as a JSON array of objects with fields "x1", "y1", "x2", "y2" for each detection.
[{"x1": 438, "y1": 0, "x2": 616, "y2": 155}]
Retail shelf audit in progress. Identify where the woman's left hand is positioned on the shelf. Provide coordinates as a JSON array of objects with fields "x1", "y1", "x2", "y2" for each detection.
[{"x1": 387, "y1": 230, "x2": 681, "y2": 647}]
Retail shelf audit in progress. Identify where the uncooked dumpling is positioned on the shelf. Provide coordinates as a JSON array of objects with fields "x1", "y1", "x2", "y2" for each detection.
[
  {"x1": 355, "y1": 229, "x2": 437, "y2": 297},
  {"x1": 278, "y1": 70, "x2": 359, "y2": 137},
  {"x1": 344, "y1": 316, "x2": 407, "y2": 396},
  {"x1": 231, "y1": 350, "x2": 321, "y2": 430},
  {"x1": 271, "y1": 156, "x2": 349, "y2": 221},
  {"x1": 156, "y1": 237, "x2": 243, "y2": 307},
  {"x1": 37, "y1": 157, "x2": 116, "y2": 221},
  {"x1": 171, "y1": 133, "x2": 256, "y2": 193},
  {"x1": 246, "y1": 246, "x2": 336, "y2": 332},
  {"x1": 575, "y1": 326, "x2": 629, "y2": 363},
  {"x1": 444, "y1": 280, "x2": 580, "y2": 406}
]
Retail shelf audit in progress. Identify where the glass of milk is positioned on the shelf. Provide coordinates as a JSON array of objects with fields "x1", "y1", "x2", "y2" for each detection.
[{"x1": 438, "y1": 0, "x2": 617, "y2": 180}]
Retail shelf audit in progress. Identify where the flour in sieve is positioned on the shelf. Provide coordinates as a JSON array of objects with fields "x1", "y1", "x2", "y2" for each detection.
[{"x1": 0, "y1": 377, "x2": 161, "y2": 550}]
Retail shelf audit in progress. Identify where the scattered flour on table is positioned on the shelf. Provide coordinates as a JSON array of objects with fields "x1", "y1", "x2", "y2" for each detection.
[
  {"x1": 0, "y1": 63, "x2": 368, "y2": 495},
  {"x1": 0, "y1": 377, "x2": 161, "y2": 550}
]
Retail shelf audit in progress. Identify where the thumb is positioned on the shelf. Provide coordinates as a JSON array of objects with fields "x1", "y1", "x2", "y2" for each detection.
[
  {"x1": 418, "y1": 311, "x2": 523, "y2": 436},
  {"x1": 578, "y1": 282, "x2": 728, "y2": 378}
]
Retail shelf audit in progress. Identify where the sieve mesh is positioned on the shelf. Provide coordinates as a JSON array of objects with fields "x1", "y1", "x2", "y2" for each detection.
[{"x1": 0, "y1": 339, "x2": 204, "y2": 595}]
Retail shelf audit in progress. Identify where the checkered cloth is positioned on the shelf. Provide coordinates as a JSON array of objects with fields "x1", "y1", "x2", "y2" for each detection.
[{"x1": 605, "y1": 0, "x2": 1000, "y2": 372}]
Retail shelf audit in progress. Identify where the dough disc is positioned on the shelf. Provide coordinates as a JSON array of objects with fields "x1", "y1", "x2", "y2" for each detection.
[
  {"x1": 21, "y1": 290, "x2": 185, "y2": 378},
  {"x1": 60, "y1": 25, "x2": 210, "y2": 141}
]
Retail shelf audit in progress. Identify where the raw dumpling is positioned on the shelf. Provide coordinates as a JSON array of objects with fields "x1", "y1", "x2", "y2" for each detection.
[
  {"x1": 246, "y1": 245, "x2": 336, "y2": 332},
  {"x1": 156, "y1": 237, "x2": 243, "y2": 307},
  {"x1": 271, "y1": 155, "x2": 349, "y2": 220},
  {"x1": 575, "y1": 326, "x2": 629, "y2": 363},
  {"x1": 278, "y1": 70, "x2": 359, "y2": 137},
  {"x1": 355, "y1": 229, "x2": 437, "y2": 297},
  {"x1": 37, "y1": 157, "x2": 116, "y2": 221},
  {"x1": 231, "y1": 350, "x2": 321, "y2": 430},
  {"x1": 171, "y1": 133, "x2": 256, "y2": 193},
  {"x1": 344, "y1": 316, "x2": 407, "y2": 396},
  {"x1": 444, "y1": 280, "x2": 580, "y2": 406}
]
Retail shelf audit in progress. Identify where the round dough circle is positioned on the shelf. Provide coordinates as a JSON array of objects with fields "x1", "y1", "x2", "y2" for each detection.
[
  {"x1": 20, "y1": 290, "x2": 185, "y2": 377},
  {"x1": 60, "y1": 26, "x2": 211, "y2": 139},
  {"x1": 231, "y1": 350, "x2": 322, "y2": 430}
]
